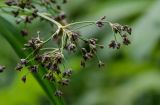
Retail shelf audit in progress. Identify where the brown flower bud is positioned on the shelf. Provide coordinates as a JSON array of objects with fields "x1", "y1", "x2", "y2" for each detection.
[
  {"x1": 63, "y1": 69, "x2": 72, "y2": 77},
  {"x1": 21, "y1": 75, "x2": 26, "y2": 83},
  {"x1": 0, "y1": 65, "x2": 5, "y2": 73},
  {"x1": 81, "y1": 60, "x2": 85, "y2": 68},
  {"x1": 98, "y1": 61, "x2": 105, "y2": 68},
  {"x1": 29, "y1": 65, "x2": 38, "y2": 73},
  {"x1": 123, "y1": 37, "x2": 131, "y2": 45},
  {"x1": 55, "y1": 90, "x2": 63, "y2": 97},
  {"x1": 21, "y1": 29, "x2": 28, "y2": 36},
  {"x1": 20, "y1": 59, "x2": 28, "y2": 65},
  {"x1": 15, "y1": 64, "x2": 23, "y2": 71}
]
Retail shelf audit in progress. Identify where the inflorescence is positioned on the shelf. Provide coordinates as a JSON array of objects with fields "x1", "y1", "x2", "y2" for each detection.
[{"x1": 2, "y1": 0, "x2": 132, "y2": 97}]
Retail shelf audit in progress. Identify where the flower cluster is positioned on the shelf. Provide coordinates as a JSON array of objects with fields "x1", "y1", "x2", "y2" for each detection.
[
  {"x1": 109, "y1": 23, "x2": 132, "y2": 49},
  {"x1": 4, "y1": 0, "x2": 132, "y2": 97}
]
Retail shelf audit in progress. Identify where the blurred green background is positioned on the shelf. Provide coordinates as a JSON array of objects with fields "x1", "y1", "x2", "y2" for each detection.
[{"x1": 0, "y1": 0, "x2": 160, "y2": 105}]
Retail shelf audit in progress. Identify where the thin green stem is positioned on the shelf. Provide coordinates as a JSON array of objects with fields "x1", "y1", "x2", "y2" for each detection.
[
  {"x1": 63, "y1": 21, "x2": 96, "y2": 28},
  {"x1": 60, "y1": 32, "x2": 66, "y2": 53},
  {"x1": 43, "y1": 29, "x2": 60, "y2": 44},
  {"x1": 63, "y1": 20, "x2": 110, "y2": 28},
  {"x1": 37, "y1": 12, "x2": 62, "y2": 28},
  {"x1": 25, "y1": 50, "x2": 36, "y2": 60},
  {"x1": 40, "y1": 48, "x2": 58, "y2": 51},
  {"x1": 71, "y1": 23, "x2": 95, "y2": 31},
  {"x1": 113, "y1": 33, "x2": 118, "y2": 42}
]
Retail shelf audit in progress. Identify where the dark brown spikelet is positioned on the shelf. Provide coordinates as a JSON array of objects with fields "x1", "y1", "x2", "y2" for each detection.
[
  {"x1": 60, "y1": 12, "x2": 66, "y2": 20},
  {"x1": 98, "y1": 61, "x2": 105, "y2": 68},
  {"x1": 63, "y1": 0, "x2": 67, "y2": 4},
  {"x1": 81, "y1": 60, "x2": 85, "y2": 68},
  {"x1": 123, "y1": 35, "x2": 131, "y2": 45},
  {"x1": 20, "y1": 59, "x2": 28, "y2": 65},
  {"x1": 21, "y1": 75, "x2": 26, "y2": 83},
  {"x1": 21, "y1": 29, "x2": 28, "y2": 36},
  {"x1": 15, "y1": 64, "x2": 23, "y2": 71},
  {"x1": 55, "y1": 90, "x2": 63, "y2": 97},
  {"x1": 56, "y1": 5, "x2": 61, "y2": 10},
  {"x1": 63, "y1": 69, "x2": 72, "y2": 77},
  {"x1": 67, "y1": 43, "x2": 76, "y2": 51},
  {"x1": 109, "y1": 40, "x2": 121, "y2": 49},
  {"x1": 0, "y1": 65, "x2": 5, "y2": 73},
  {"x1": 29, "y1": 65, "x2": 38, "y2": 73},
  {"x1": 96, "y1": 16, "x2": 106, "y2": 27}
]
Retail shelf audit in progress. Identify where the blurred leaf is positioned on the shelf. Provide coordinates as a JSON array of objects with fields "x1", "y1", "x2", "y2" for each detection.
[
  {"x1": 73, "y1": 71, "x2": 160, "y2": 105},
  {"x1": 127, "y1": 0, "x2": 160, "y2": 60}
]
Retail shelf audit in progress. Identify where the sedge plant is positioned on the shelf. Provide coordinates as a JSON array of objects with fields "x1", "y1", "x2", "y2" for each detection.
[{"x1": 0, "y1": 0, "x2": 132, "y2": 105}]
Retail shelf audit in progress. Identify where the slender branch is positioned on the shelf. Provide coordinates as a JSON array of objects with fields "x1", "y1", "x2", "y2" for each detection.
[
  {"x1": 61, "y1": 32, "x2": 66, "y2": 53},
  {"x1": 37, "y1": 12, "x2": 62, "y2": 28},
  {"x1": 43, "y1": 28, "x2": 61, "y2": 44},
  {"x1": 40, "y1": 48, "x2": 58, "y2": 51},
  {"x1": 63, "y1": 21, "x2": 96, "y2": 28},
  {"x1": 71, "y1": 23, "x2": 95, "y2": 31},
  {"x1": 63, "y1": 20, "x2": 110, "y2": 28}
]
